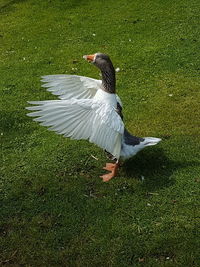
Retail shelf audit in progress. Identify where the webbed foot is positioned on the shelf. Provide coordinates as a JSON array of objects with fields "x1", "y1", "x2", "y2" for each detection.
[{"x1": 100, "y1": 162, "x2": 119, "y2": 182}]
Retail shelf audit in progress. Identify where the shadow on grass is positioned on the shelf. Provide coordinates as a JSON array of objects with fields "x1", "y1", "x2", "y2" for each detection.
[
  {"x1": 122, "y1": 147, "x2": 198, "y2": 191},
  {"x1": 0, "y1": 0, "x2": 27, "y2": 12},
  {"x1": 0, "y1": 0, "x2": 86, "y2": 13}
]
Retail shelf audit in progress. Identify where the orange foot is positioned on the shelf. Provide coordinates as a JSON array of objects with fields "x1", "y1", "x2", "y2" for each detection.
[{"x1": 100, "y1": 162, "x2": 119, "y2": 182}]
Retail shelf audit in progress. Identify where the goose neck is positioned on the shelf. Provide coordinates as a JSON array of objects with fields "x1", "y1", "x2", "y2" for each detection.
[{"x1": 101, "y1": 66, "x2": 116, "y2": 94}]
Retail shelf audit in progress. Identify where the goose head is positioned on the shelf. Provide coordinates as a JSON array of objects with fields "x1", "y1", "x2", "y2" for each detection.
[
  {"x1": 83, "y1": 53, "x2": 112, "y2": 69},
  {"x1": 83, "y1": 53, "x2": 116, "y2": 93}
]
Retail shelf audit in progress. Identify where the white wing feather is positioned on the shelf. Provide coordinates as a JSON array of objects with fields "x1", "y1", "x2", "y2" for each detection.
[
  {"x1": 41, "y1": 74, "x2": 123, "y2": 106},
  {"x1": 41, "y1": 75, "x2": 101, "y2": 100},
  {"x1": 27, "y1": 99, "x2": 124, "y2": 159}
]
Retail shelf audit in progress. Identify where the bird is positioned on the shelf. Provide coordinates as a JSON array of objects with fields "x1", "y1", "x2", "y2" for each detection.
[{"x1": 26, "y1": 53, "x2": 161, "y2": 182}]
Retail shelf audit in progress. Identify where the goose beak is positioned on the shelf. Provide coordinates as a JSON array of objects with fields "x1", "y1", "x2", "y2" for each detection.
[{"x1": 83, "y1": 54, "x2": 95, "y2": 62}]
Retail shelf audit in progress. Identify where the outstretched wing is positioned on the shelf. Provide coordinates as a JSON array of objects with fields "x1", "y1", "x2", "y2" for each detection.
[
  {"x1": 26, "y1": 99, "x2": 124, "y2": 159},
  {"x1": 41, "y1": 75, "x2": 101, "y2": 100}
]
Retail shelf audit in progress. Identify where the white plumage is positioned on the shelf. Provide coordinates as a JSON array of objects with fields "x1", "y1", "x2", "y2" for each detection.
[
  {"x1": 27, "y1": 74, "x2": 161, "y2": 160},
  {"x1": 41, "y1": 75, "x2": 101, "y2": 100},
  {"x1": 27, "y1": 75, "x2": 124, "y2": 159}
]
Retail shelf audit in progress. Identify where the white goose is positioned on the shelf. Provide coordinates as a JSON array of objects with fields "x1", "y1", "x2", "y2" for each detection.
[{"x1": 27, "y1": 53, "x2": 161, "y2": 182}]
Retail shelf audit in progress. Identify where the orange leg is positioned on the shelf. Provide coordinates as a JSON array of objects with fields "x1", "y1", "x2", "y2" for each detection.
[
  {"x1": 100, "y1": 162, "x2": 119, "y2": 182},
  {"x1": 103, "y1": 163, "x2": 116, "y2": 171}
]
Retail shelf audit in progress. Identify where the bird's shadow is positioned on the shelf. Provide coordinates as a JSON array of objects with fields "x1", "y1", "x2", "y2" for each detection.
[{"x1": 121, "y1": 147, "x2": 199, "y2": 191}]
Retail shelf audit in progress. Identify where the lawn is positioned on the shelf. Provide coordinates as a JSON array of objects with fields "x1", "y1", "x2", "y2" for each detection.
[{"x1": 1, "y1": 0, "x2": 200, "y2": 266}]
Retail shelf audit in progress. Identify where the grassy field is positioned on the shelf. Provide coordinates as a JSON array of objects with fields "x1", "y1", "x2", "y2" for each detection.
[{"x1": 1, "y1": 0, "x2": 200, "y2": 266}]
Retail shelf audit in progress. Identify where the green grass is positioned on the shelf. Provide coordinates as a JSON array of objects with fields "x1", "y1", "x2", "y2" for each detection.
[{"x1": 1, "y1": 0, "x2": 200, "y2": 266}]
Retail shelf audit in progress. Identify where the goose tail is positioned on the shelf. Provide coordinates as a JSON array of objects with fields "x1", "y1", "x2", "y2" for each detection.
[{"x1": 143, "y1": 137, "x2": 162, "y2": 146}]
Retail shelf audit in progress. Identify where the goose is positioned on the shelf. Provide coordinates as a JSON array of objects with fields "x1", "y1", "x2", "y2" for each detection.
[{"x1": 27, "y1": 53, "x2": 161, "y2": 182}]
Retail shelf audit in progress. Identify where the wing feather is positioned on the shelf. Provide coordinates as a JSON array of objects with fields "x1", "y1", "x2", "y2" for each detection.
[
  {"x1": 41, "y1": 75, "x2": 101, "y2": 100},
  {"x1": 26, "y1": 99, "x2": 124, "y2": 159}
]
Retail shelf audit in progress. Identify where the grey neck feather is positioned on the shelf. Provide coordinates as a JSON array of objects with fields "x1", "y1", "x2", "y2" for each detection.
[{"x1": 101, "y1": 63, "x2": 116, "y2": 94}]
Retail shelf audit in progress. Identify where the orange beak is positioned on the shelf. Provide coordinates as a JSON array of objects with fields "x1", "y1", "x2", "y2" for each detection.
[{"x1": 83, "y1": 54, "x2": 95, "y2": 62}]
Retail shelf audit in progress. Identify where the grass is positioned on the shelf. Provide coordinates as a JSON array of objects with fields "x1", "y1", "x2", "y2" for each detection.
[{"x1": 1, "y1": 0, "x2": 200, "y2": 266}]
